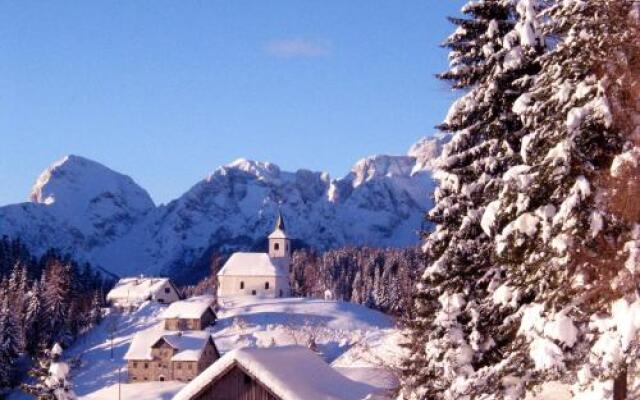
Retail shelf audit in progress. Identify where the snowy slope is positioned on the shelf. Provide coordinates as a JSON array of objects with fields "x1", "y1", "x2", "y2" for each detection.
[
  {"x1": 40, "y1": 297, "x2": 398, "y2": 400},
  {"x1": 0, "y1": 137, "x2": 444, "y2": 281}
]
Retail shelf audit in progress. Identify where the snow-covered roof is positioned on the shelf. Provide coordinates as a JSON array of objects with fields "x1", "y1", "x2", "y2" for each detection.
[
  {"x1": 125, "y1": 328, "x2": 213, "y2": 362},
  {"x1": 217, "y1": 253, "x2": 287, "y2": 277},
  {"x1": 160, "y1": 295, "x2": 215, "y2": 320},
  {"x1": 106, "y1": 277, "x2": 173, "y2": 304},
  {"x1": 173, "y1": 346, "x2": 382, "y2": 400},
  {"x1": 268, "y1": 228, "x2": 288, "y2": 240}
]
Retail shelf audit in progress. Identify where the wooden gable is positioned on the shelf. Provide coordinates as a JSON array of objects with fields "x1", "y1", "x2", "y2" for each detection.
[{"x1": 188, "y1": 362, "x2": 281, "y2": 400}]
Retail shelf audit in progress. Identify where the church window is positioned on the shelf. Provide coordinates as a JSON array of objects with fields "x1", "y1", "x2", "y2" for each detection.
[
  {"x1": 265, "y1": 282, "x2": 269, "y2": 290},
  {"x1": 240, "y1": 281, "x2": 244, "y2": 289}
]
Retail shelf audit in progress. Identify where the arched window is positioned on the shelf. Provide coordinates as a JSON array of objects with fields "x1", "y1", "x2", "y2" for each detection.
[
  {"x1": 240, "y1": 281, "x2": 244, "y2": 290},
  {"x1": 265, "y1": 282, "x2": 270, "y2": 290},
  {"x1": 274, "y1": 243, "x2": 280, "y2": 250}
]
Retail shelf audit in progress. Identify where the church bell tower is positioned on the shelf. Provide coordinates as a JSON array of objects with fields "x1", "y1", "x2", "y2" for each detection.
[{"x1": 268, "y1": 212, "x2": 291, "y2": 260}]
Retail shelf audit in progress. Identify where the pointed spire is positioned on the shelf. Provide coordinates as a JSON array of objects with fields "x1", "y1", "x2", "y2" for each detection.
[{"x1": 275, "y1": 211, "x2": 285, "y2": 232}]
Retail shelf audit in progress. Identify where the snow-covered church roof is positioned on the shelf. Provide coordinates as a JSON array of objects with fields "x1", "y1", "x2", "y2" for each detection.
[
  {"x1": 160, "y1": 295, "x2": 215, "y2": 320},
  {"x1": 217, "y1": 252, "x2": 288, "y2": 277},
  {"x1": 106, "y1": 277, "x2": 174, "y2": 304},
  {"x1": 125, "y1": 328, "x2": 214, "y2": 362},
  {"x1": 173, "y1": 346, "x2": 382, "y2": 400}
]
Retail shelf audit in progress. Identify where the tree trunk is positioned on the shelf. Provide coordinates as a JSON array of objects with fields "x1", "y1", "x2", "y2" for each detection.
[{"x1": 613, "y1": 365, "x2": 627, "y2": 400}]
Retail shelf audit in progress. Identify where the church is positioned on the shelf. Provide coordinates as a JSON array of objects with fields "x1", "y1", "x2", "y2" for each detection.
[{"x1": 216, "y1": 213, "x2": 292, "y2": 298}]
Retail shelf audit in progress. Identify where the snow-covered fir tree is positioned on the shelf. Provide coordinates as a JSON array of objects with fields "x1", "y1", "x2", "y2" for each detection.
[
  {"x1": 401, "y1": 0, "x2": 545, "y2": 398},
  {"x1": 22, "y1": 343, "x2": 77, "y2": 400},
  {"x1": 24, "y1": 278, "x2": 45, "y2": 355},
  {"x1": 0, "y1": 294, "x2": 21, "y2": 387},
  {"x1": 42, "y1": 261, "x2": 73, "y2": 346},
  {"x1": 479, "y1": 1, "x2": 640, "y2": 398}
]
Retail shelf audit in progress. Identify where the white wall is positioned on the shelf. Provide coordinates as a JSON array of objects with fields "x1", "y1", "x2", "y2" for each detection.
[
  {"x1": 218, "y1": 275, "x2": 290, "y2": 298},
  {"x1": 152, "y1": 281, "x2": 181, "y2": 304}
]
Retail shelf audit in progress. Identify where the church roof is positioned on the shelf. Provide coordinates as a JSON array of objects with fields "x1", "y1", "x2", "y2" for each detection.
[
  {"x1": 217, "y1": 252, "x2": 288, "y2": 277},
  {"x1": 268, "y1": 228, "x2": 288, "y2": 240},
  {"x1": 173, "y1": 346, "x2": 382, "y2": 400}
]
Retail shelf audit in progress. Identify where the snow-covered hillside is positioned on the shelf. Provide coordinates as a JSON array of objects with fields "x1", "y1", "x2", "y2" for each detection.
[
  {"x1": 52, "y1": 297, "x2": 399, "y2": 400},
  {"x1": 0, "y1": 137, "x2": 444, "y2": 281}
]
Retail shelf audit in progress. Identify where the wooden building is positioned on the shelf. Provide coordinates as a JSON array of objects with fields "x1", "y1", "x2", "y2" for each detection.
[
  {"x1": 172, "y1": 346, "x2": 382, "y2": 400},
  {"x1": 125, "y1": 330, "x2": 220, "y2": 383},
  {"x1": 160, "y1": 295, "x2": 217, "y2": 331}
]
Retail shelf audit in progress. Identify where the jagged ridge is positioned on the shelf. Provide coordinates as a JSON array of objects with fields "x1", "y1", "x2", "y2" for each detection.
[{"x1": 0, "y1": 136, "x2": 445, "y2": 283}]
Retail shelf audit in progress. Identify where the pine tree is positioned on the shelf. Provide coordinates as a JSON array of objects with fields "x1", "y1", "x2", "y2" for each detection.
[
  {"x1": 0, "y1": 294, "x2": 21, "y2": 388},
  {"x1": 42, "y1": 261, "x2": 72, "y2": 346},
  {"x1": 24, "y1": 278, "x2": 44, "y2": 355},
  {"x1": 89, "y1": 289, "x2": 103, "y2": 327},
  {"x1": 478, "y1": 1, "x2": 640, "y2": 398},
  {"x1": 402, "y1": 0, "x2": 545, "y2": 398}
]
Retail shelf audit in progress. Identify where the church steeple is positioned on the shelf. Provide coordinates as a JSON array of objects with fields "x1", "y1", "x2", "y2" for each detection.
[
  {"x1": 268, "y1": 212, "x2": 291, "y2": 259},
  {"x1": 274, "y1": 211, "x2": 286, "y2": 232}
]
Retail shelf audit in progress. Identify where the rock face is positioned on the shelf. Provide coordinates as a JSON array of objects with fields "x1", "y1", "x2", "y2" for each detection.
[{"x1": 0, "y1": 137, "x2": 445, "y2": 282}]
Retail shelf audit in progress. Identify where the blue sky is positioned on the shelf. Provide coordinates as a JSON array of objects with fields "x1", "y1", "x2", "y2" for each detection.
[{"x1": 0, "y1": 1, "x2": 464, "y2": 206}]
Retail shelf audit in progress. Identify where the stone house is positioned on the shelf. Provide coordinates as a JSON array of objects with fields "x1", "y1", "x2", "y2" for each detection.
[
  {"x1": 160, "y1": 295, "x2": 217, "y2": 331},
  {"x1": 125, "y1": 330, "x2": 220, "y2": 383}
]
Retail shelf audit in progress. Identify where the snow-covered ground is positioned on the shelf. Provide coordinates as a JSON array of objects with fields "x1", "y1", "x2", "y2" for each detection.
[
  {"x1": 8, "y1": 297, "x2": 399, "y2": 400},
  {"x1": 4, "y1": 295, "x2": 598, "y2": 400}
]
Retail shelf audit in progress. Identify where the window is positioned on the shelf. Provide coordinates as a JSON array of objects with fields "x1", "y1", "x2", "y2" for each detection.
[
  {"x1": 240, "y1": 281, "x2": 244, "y2": 290},
  {"x1": 274, "y1": 243, "x2": 280, "y2": 250},
  {"x1": 265, "y1": 282, "x2": 269, "y2": 290},
  {"x1": 157, "y1": 298, "x2": 164, "y2": 303},
  {"x1": 132, "y1": 377, "x2": 137, "y2": 381},
  {"x1": 187, "y1": 363, "x2": 192, "y2": 370},
  {"x1": 244, "y1": 374, "x2": 252, "y2": 385},
  {"x1": 164, "y1": 287, "x2": 170, "y2": 294},
  {"x1": 144, "y1": 363, "x2": 149, "y2": 369},
  {"x1": 252, "y1": 290, "x2": 257, "y2": 295},
  {"x1": 177, "y1": 363, "x2": 182, "y2": 369},
  {"x1": 160, "y1": 376, "x2": 165, "y2": 382},
  {"x1": 133, "y1": 362, "x2": 138, "y2": 368},
  {"x1": 279, "y1": 289, "x2": 283, "y2": 297}
]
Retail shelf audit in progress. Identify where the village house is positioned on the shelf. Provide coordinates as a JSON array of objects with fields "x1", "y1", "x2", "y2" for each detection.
[
  {"x1": 160, "y1": 295, "x2": 217, "y2": 331},
  {"x1": 172, "y1": 346, "x2": 383, "y2": 400},
  {"x1": 106, "y1": 276, "x2": 181, "y2": 310},
  {"x1": 125, "y1": 329, "x2": 220, "y2": 383},
  {"x1": 217, "y1": 213, "x2": 292, "y2": 298}
]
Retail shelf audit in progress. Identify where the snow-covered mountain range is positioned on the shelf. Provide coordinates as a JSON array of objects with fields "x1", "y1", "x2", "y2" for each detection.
[{"x1": 0, "y1": 137, "x2": 444, "y2": 282}]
